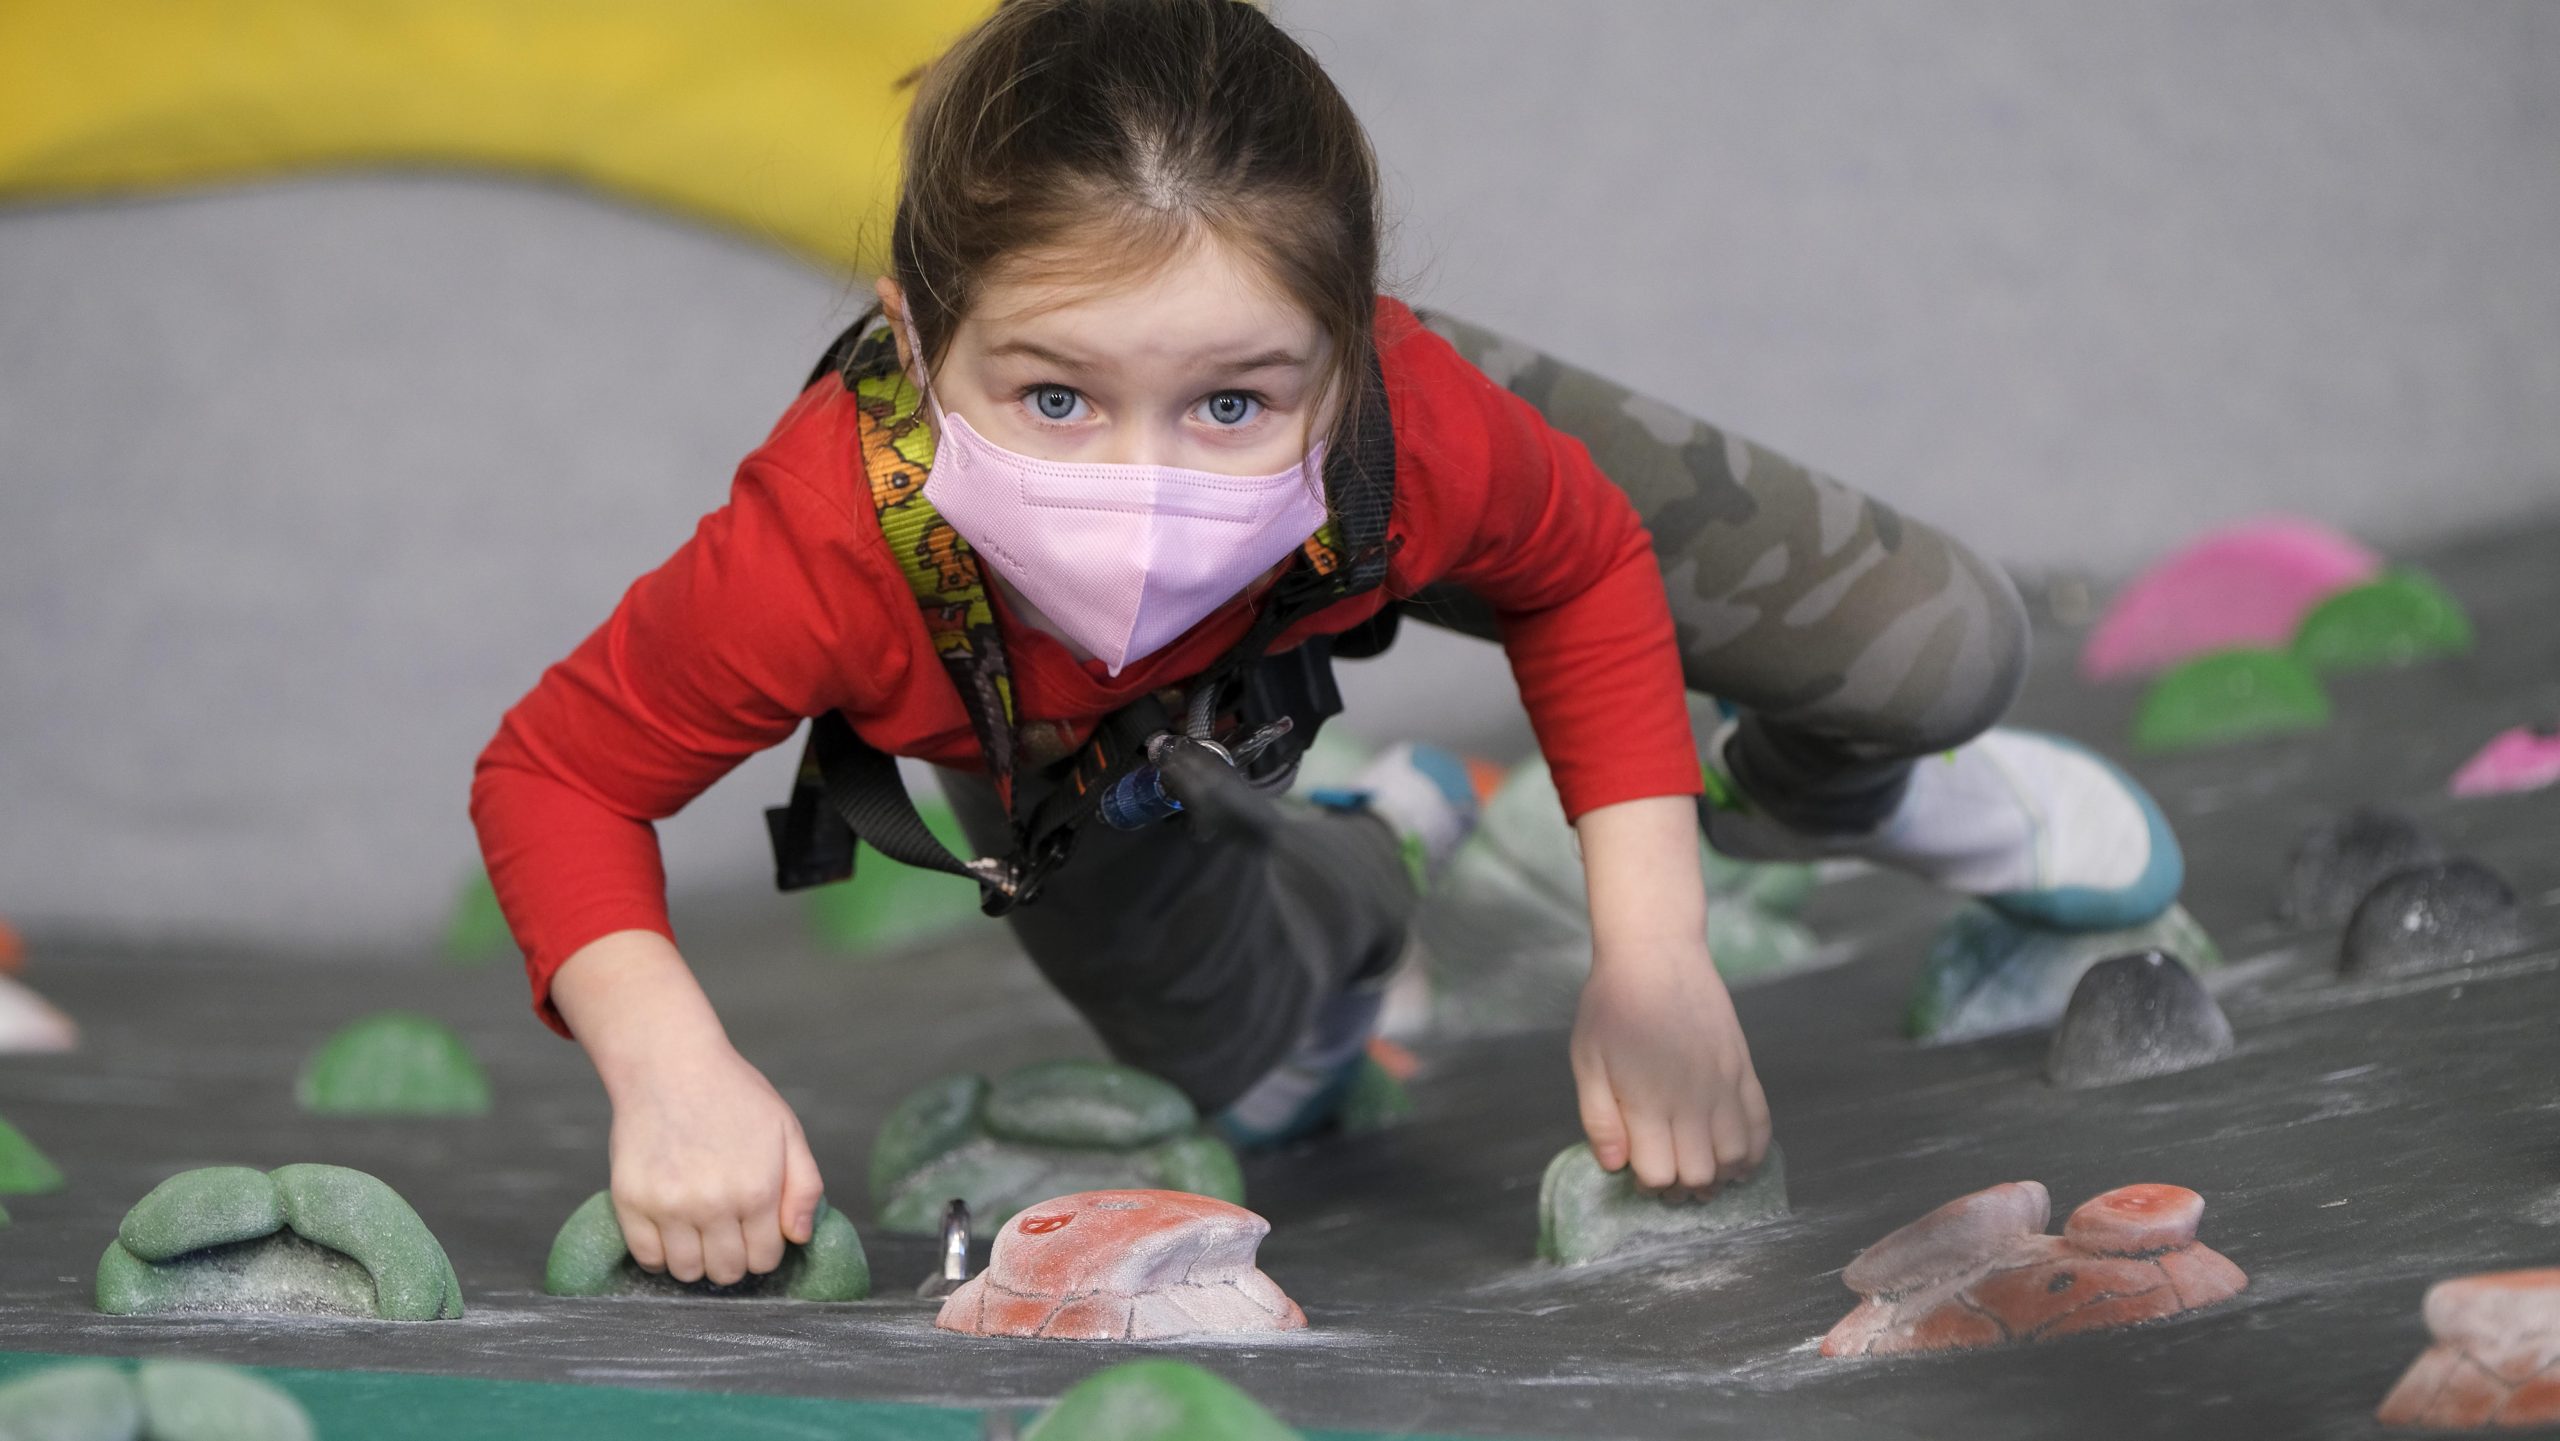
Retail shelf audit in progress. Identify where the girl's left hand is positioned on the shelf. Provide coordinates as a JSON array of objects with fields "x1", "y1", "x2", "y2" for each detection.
[{"x1": 1569, "y1": 935, "x2": 1772, "y2": 1198}]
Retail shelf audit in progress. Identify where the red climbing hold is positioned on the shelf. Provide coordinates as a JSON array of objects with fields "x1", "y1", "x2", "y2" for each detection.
[
  {"x1": 0, "y1": 917, "x2": 22, "y2": 974},
  {"x1": 1822, "y1": 1182, "x2": 2247, "y2": 1358},
  {"x1": 2080, "y1": 516, "x2": 2380, "y2": 682},
  {"x1": 934, "y1": 1189, "x2": 1307, "y2": 1342},
  {"x1": 2376, "y1": 1268, "x2": 2560, "y2": 1430}
]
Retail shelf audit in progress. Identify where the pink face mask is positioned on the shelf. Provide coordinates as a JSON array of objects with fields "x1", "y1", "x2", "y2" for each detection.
[{"x1": 900, "y1": 316, "x2": 1330, "y2": 677}]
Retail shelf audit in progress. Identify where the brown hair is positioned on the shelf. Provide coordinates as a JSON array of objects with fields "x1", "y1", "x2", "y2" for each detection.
[{"x1": 889, "y1": 0, "x2": 1382, "y2": 449}]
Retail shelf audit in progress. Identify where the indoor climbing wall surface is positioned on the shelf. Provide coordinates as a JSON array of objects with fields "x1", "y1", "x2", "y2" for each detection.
[{"x1": 0, "y1": 517, "x2": 2552, "y2": 1438}]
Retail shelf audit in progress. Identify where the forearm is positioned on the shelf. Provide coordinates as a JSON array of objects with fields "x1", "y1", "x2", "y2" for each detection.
[
  {"x1": 1574, "y1": 794, "x2": 1711, "y2": 955},
  {"x1": 549, "y1": 930, "x2": 736, "y2": 1099}
]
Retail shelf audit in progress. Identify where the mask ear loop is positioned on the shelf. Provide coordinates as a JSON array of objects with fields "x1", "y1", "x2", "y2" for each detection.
[{"x1": 896, "y1": 308, "x2": 947, "y2": 429}]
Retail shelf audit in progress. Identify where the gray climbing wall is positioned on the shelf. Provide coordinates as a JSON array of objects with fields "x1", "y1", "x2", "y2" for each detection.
[{"x1": 5, "y1": 1, "x2": 2559, "y2": 951}]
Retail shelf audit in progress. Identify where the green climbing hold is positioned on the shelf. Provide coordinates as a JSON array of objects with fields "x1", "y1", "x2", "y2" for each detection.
[
  {"x1": 544, "y1": 1189, "x2": 870, "y2": 1300},
  {"x1": 542, "y1": 1191, "x2": 630, "y2": 1297},
  {"x1": 97, "y1": 1163, "x2": 462, "y2": 1321},
  {"x1": 441, "y1": 867, "x2": 514, "y2": 965},
  {"x1": 0, "y1": 1359, "x2": 314, "y2": 1441},
  {"x1": 1336, "y1": 1054, "x2": 1415, "y2": 1135},
  {"x1": 982, "y1": 1059, "x2": 1196, "y2": 1150},
  {"x1": 1704, "y1": 847, "x2": 1818, "y2": 916},
  {"x1": 804, "y1": 795, "x2": 986, "y2": 955},
  {"x1": 1907, "y1": 902, "x2": 2221, "y2": 1045},
  {"x1": 2132, "y1": 648, "x2": 2330, "y2": 752},
  {"x1": 270, "y1": 1163, "x2": 463, "y2": 1320},
  {"x1": 2291, "y1": 569, "x2": 2473, "y2": 673},
  {"x1": 0, "y1": 1360, "x2": 140, "y2": 1439},
  {"x1": 135, "y1": 1359, "x2": 316, "y2": 1441},
  {"x1": 871, "y1": 1062, "x2": 1244, "y2": 1235},
  {"x1": 1021, "y1": 1360, "x2": 1301, "y2": 1441},
  {"x1": 0, "y1": 1112, "x2": 64, "y2": 1194},
  {"x1": 1537, "y1": 1141, "x2": 1789, "y2": 1266},
  {"x1": 867, "y1": 1072, "x2": 989, "y2": 1203},
  {"x1": 1706, "y1": 901, "x2": 1820, "y2": 984},
  {"x1": 296, "y1": 1011, "x2": 490, "y2": 1116},
  {"x1": 875, "y1": 1132, "x2": 1246, "y2": 1235},
  {"x1": 782, "y1": 1204, "x2": 871, "y2": 1301},
  {"x1": 117, "y1": 1166, "x2": 284, "y2": 1263},
  {"x1": 1420, "y1": 756, "x2": 1835, "y2": 1036},
  {"x1": 1148, "y1": 1132, "x2": 1249, "y2": 1198}
]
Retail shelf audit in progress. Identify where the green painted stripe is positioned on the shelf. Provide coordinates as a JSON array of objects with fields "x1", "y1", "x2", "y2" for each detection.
[{"x1": 0, "y1": 1351, "x2": 1503, "y2": 1441}]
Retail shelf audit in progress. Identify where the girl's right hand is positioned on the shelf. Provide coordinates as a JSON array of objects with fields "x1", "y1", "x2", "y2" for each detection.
[
  {"x1": 605, "y1": 1039, "x2": 825, "y2": 1286},
  {"x1": 548, "y1": 929, "x2": 826, "y2": 1287}
]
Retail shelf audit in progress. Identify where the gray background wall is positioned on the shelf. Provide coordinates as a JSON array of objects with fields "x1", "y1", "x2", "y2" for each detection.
[{"x1": 3, "y1": 1, "x2": 2556, "y2": 953}]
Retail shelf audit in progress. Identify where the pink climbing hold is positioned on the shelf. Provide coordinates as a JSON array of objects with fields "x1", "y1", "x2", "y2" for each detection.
[
  {"x1": 1822, "y1": 1182, "x2": 2247, "y2": 1358},
  {"x1": 934, "y1": 1189, "x2": 1307, "y2": 1342},
  {"x1": 2080, "y1": 516, "x2": 2382, "y2": 682},
  {"x1": 2449, "y1": 726, "x2": 2560, "y2": 800},
  {"x1": 2376, "y1": 1268, "x2": 2560, "y2": 1430}
]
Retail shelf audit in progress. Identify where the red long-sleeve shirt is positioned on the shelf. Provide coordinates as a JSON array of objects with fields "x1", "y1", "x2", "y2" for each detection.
[{"x1": 472, "y1": 297, "x2": 1702, "y2": 1035}]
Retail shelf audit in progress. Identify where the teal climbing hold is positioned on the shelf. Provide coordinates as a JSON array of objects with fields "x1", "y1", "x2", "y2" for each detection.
[
  {"x1": 1907, "y1": 902, "x2": 2222, "y2": 1045},
  {"x1": 2133, "y1": 649, "x2": 2330, "y2": 752},
  {"x1": 2291, "y1": 569, "x2": 2473, "y2": 673}
]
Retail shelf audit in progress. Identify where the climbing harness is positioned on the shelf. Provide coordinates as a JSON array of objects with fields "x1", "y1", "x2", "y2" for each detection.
[{"x1": 766, "y1": 316, "x2": 1399, "y2": 914}]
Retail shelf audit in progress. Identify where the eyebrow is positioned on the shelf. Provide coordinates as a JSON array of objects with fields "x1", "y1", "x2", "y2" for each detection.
[
  {"x1": 981, "y1": 338, "x2": 1094, "y2": 369},
  {"x1": 980, "y1": 339, "x2": 1312, "y2": 375}
]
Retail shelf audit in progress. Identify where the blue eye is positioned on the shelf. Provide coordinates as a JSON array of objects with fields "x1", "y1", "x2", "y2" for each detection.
[
  {"x1": 1199, "y1": 392, "x2": 1262, "y2": 426},
  {"x1": 1028, "y1": 385, "x2": 1084, "y2": 422}
]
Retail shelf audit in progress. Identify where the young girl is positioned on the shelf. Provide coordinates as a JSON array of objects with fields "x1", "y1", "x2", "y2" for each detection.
[{"x1": 472, "y1": 0, "x2": 2181, "y2": 1290}]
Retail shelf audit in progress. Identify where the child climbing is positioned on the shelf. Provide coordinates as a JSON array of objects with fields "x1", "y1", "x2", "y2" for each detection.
[{"x1": 470, "y1": 0, "x2": 2182, "y2": 1290}]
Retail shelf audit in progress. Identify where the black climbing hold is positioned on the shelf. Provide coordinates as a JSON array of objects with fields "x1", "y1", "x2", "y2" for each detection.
[
  {"x1": 2339, "y1": 859, "x2": 2523, "y2": 977},
  {"x1": 2277, "y1": 808, "x2": 2445, "y2": 927},
  {"x1": 2045, "y1": 951, "x2": 2235, "y2": 1089}
]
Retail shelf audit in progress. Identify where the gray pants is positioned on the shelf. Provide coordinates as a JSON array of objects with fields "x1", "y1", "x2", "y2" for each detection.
[
  {"x1": 942, "y1": 765, "x2": 1416, "y2": 1114},
  {"x1": 949, "y1": 313, "x2": 2030, "y2": 1110}
]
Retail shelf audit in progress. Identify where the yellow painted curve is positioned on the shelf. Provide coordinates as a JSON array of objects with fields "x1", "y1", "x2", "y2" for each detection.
[{"x1": 0, "y1": 2, "x2": 997, "y2": 272}]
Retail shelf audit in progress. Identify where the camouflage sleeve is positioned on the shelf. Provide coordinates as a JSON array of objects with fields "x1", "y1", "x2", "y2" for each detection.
[
  {"x1": 1410, "y1": 309, "x2": 2027, "y2": 762},
  {"x1": 1374, "y1": 306, "x2": 1703, "y2": 821}
]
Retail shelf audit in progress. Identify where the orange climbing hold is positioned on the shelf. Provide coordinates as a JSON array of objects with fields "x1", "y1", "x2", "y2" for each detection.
[
  {"x1": 2376, "y1": 1268, "x2": 2560, "y2": 1430},
  {"x1": 1822, "y1": 1182, "x2": 2247, "y2": 1358},
  {"x1": 0, "y1": 917, "x2": 22, "y2": 973},
  {"x1": 935, "y1": 1189, "x2": 1306, "y2": 1342},
  {"x1": 1366, "y1": 1036, "x2": 1420, "y2": 1082}
]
